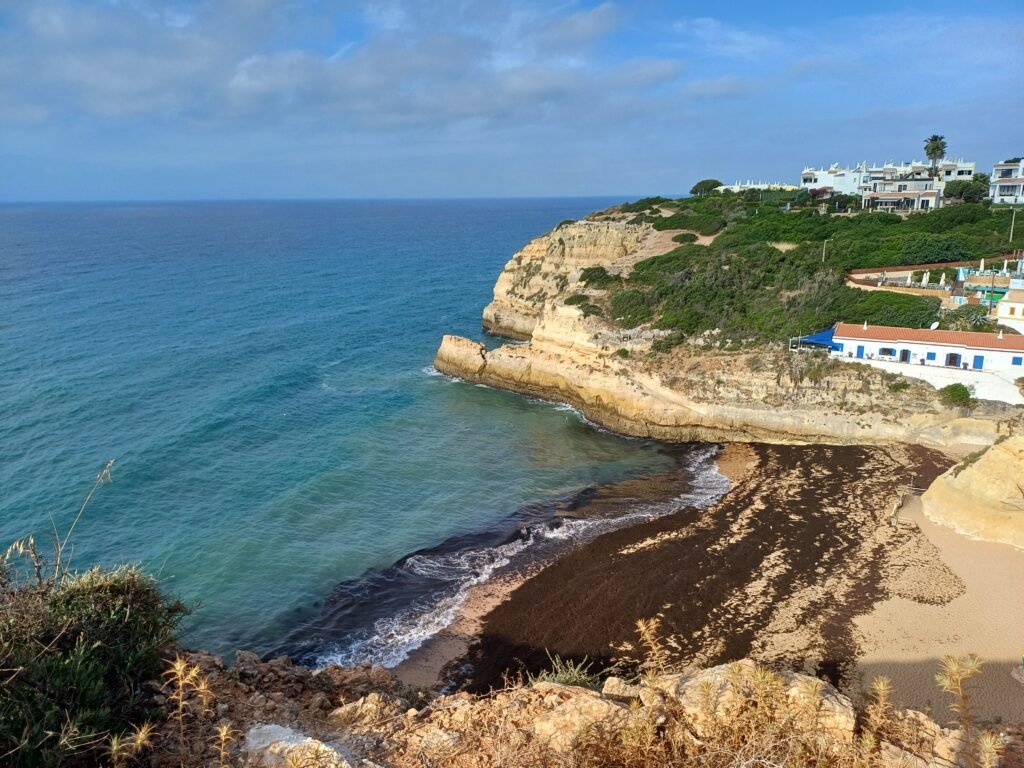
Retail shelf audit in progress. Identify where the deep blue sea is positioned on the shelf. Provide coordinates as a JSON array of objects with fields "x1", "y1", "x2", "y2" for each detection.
[{"x1": 1, "y1": 200, "x2": 725, "y2": 667}]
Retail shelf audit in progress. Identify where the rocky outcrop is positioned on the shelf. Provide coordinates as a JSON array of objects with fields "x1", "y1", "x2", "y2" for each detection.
[
  {"x1": 435, "y1": 312, "x2": 1018, "y2": 447},
  {"x1": 244, "y1": 724, "x2": 356, "y2": 768},
  {"x1": 481, "y1": 219, "x2": 678, "y2": 339},
  {"x1": 647, "y1": 659, "x2": 856, "y2": 743},
  {"x1": 437, "y1": 216, "x2": 1022, "y2": 448},
  {"x1": 158, "y1": 650, "x2": 1003, "y2": 768},
  {"x1": 922, "y1": 436, "x2": 1024, "y2": 547}
]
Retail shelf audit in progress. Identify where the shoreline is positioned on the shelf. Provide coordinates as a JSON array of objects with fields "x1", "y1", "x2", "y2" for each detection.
[{"x1": 392, "y1": 442, "x2": 752, "y2": 688}]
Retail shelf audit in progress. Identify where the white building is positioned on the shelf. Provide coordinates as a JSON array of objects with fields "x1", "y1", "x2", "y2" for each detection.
[
  {"x1": 799, "y1": 164, "x2": 868, "y2": 196},
  {"x1": 828, "y1": 321, "x2": 1024, "y2": 404},
  {"x1": 996, "y1": 279, "x2": 1024, "y2": 334},
  {"x1": 990, "y1": 159, "x2": 1024, "y2": 204},
  {"x1": 799, "y1": 158, "x2": 976, "y2": 211},
  {"x1": 715, "y1": 180, "x2": 799, "y2": 193},
  {"x1": 832, "y1": 322, "x2": 1024, "y2": 373}
]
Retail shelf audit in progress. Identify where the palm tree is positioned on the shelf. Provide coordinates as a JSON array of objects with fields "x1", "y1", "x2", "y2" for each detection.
[{"x1": 924, "y1": 134, "x2": 947, "y2": 177}]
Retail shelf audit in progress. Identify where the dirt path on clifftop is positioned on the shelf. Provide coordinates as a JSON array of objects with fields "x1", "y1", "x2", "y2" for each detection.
[{"x1": 467, "y1": 443, "x2": 955, "y2": 691}]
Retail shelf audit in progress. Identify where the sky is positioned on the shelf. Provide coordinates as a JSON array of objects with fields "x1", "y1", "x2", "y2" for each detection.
[{"x1": 1, "y1": 0, "x2": 1023, "y2": 201}]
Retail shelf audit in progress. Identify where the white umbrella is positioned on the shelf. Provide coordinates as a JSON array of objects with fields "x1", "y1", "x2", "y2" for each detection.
[
  {"x1": 1003, "y1": 259, "x2": 1009, "y2": 273},
  {"x1": 922, "y1": 270, "x2": 931, "y2": 286},
  {"x1": 906, "y1": 273, "x2": 913, "y2": 286},
  {"x1": 939, "y1": 273, "x2": 946, "y2": 286},
  {"x1": 980, "y1": 258, "x2": 985, "y2": 272}
]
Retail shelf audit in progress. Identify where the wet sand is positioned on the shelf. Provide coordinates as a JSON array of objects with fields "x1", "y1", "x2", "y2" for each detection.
[
  {"x1": 465, "y1": 442, "x2": 953, "y2": 691},
  {"x1": 855, "y1": 495, "x2": 1024, "y2": 723}
]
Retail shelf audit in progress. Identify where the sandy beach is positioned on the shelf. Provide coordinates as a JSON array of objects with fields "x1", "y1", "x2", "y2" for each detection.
[{"x1": 855, "y1": 495, "x2": 1024, "y2": 723}]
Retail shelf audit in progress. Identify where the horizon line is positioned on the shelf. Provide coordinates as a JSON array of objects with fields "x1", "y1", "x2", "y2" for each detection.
[{"x1": 0, "y1": 193, "x2": 686, "y2": 206}]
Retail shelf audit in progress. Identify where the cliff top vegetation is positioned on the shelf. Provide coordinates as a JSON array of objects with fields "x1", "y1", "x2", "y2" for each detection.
[{"x1": 585, "y1": 195, "x2": 1021, "y2": 346}]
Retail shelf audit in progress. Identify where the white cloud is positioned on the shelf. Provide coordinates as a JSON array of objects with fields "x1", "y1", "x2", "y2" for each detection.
[
  {"x1": 672, "y1": 17, "x2": 780, "y2": 58},
  {"x1": 683, "y1": 75, "x2": 755, "y2": 99}
]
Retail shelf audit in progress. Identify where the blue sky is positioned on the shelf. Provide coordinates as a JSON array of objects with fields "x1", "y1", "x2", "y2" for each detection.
[{"x1": 2, "y1": 0, "x2": 1022, "y2": 201}]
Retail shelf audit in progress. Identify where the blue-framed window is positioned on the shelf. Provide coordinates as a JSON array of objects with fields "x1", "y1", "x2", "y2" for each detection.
[
  {"x1": 834, "y1": 342, "x2": 844, "y2": 352},
  {"x1": 926, "y1": 352, "x2": 936, "y2": 361},
  {"x1": 1013, "y1": 356, "x2": 1023, "y2": 366}
]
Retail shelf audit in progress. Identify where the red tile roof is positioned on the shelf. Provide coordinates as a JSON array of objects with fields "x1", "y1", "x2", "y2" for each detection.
[{"x1": 834, "y1": 323, "x2": 1024, "y2": 352}]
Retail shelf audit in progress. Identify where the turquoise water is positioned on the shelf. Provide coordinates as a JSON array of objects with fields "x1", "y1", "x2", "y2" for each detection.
[{"x1": 1, "y1": 200, "x2": 721, "y2": 664}]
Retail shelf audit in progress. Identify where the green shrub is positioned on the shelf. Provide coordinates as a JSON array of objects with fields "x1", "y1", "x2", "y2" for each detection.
[
  {"x1": 0, "y1": 467, "x2": 189, "y2": 767},
  {"x1": 589, "y1": 194, "x2": 1017, "y2": 343},
  {"x1": 618, "y1": 196, "x2": 671, "y2": 213},
  {"x1": 564, "y1": 293, "x2": 588, "y2": 306},
  {"x1": 579, "y1": 266, "x2": 618, "y2": 288},
  {"x1": 672, "y1": 232, "x2": 698, "y2": 244},
  {"x1": 653, "y1": 210, "x2": 725, "y2": 235},
  {"x1": 940, "y1": 304, "x2": 993, "y2": 331},
  {"x1": 527, "y1": 652, "x2": 600, "y2": 690},
  {"x1": 938, "y1": 383, "x2": 976, "y2": 409},
  {"x1": 888, "y1": 379, "x2": 910, "y2": 392},
  {"x1": 610, "y1": 289, "x2": 654, "y2": 326},
  {"x1": 579, "y1": 303, "x2": 603, "y2": 318},
  {"x1": 652, "y1": 331, "x2": 686, "y2": 352},
  {"x1": 1, "y1": 559, "x2": 188, "y2": 767},
  {"x1": 615, "y1": 348, "x2": 630, "y2": 358}
]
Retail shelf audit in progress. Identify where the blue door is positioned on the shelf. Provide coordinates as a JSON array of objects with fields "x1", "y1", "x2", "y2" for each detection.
[
  {"x1": 973, "y1": 355, "x2": 984, "y2": 370},
  {"x1": 856, "y1": 345, "x2": 865, "y2": 359}
]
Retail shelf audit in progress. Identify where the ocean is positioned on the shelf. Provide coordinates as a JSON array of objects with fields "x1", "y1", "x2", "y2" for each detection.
[{"x1": 1, "y1": 199, "x2": 726, "y2": 667}]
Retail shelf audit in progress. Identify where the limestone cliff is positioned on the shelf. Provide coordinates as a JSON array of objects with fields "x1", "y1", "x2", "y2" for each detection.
[
  {"x1": 438, "y1": 216, "x2": 1022, "y2": 448},
  {"x1": 922, "y1": 436, "x2": 1024, "y2": 548},
  {"x1": 481, "y1": 219, "x2": 679, "y2": 339}
]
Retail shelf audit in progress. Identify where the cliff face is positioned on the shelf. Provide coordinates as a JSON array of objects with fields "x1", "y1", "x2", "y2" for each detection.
[
  {"x1": 439, "y1": 218, "x2": 1022, "y2": 448},
  {"x1": 481, "y1": 220, "x2": 678, "y2": 339},
  {"x1": 922, "y1": 436, "x2": 1024, "y2": 548}
]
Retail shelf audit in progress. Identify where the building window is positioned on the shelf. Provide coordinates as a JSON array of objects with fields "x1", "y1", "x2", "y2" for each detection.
[
  {"x1": 879, "y1": 347, "x2": 897, "y2": 357},
  {"x1": 1014, "y1": 356, "x2": 1023, "y2": 366},
  {"x1": 926, "y1": 352, "x2": 936, "y2": 361},
  {"x1": 1011, "y1": 307, "x2": 1018, "y2": 316},
  {"x1": 999, "y1": 169, "x2": 1013, "y2": 178},
  {"x1": 958, "y1": 170, "x2": 971, "y2": 176},
  {"x1": 898, "y1": 184, "x2": 907, "y2": 192}
]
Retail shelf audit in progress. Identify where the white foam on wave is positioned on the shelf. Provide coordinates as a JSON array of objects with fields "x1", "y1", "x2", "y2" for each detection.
[
  {"x1": 421, "y1": 365, "x2": 446, "y2": 378},
  {"x1": 316, "y1": 444, "x2": 731, "y2": 670},
  {"x1": 317, "y1": 531, "x2": 538, "y2": 669}
]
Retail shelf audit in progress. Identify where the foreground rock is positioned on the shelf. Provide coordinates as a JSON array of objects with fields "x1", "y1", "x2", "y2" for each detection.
[
  {"x1": 161, "y1": 651, "x2": 1008, "y2": 768},
  {"x1": 922, "y1": 436, "x2": 1024, "y2": 548},
  {"x1": 244, "y1": 724, "x2": 356, "y2": 768}
]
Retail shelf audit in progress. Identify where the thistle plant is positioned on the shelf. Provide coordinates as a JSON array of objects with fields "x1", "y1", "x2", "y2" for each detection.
[
  {"x1": 164, "y1": 655, "x2": 214, "y2": 757},
  {"x1": 212, "y1": 722, "x2": 238, "y2": 768}
]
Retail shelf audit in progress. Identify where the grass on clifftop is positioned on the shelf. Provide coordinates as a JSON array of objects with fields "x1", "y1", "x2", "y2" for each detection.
[{"x1": 598, "y1": 196, "x2": 1020, "y2": 345}]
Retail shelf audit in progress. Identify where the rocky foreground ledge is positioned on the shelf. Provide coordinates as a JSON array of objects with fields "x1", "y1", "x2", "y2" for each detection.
[
  {"x1": 435, "y1": 218, "x2": 1022, "y2": 449},
  {"x1": 169, "y1": 651, "x2": 1008, "y2": 767}
]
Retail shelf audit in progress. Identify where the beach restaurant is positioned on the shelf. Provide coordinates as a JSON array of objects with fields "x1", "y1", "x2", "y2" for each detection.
[{"x1": 797, "y1": 322, "x2": 1024, "y2": 373}]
